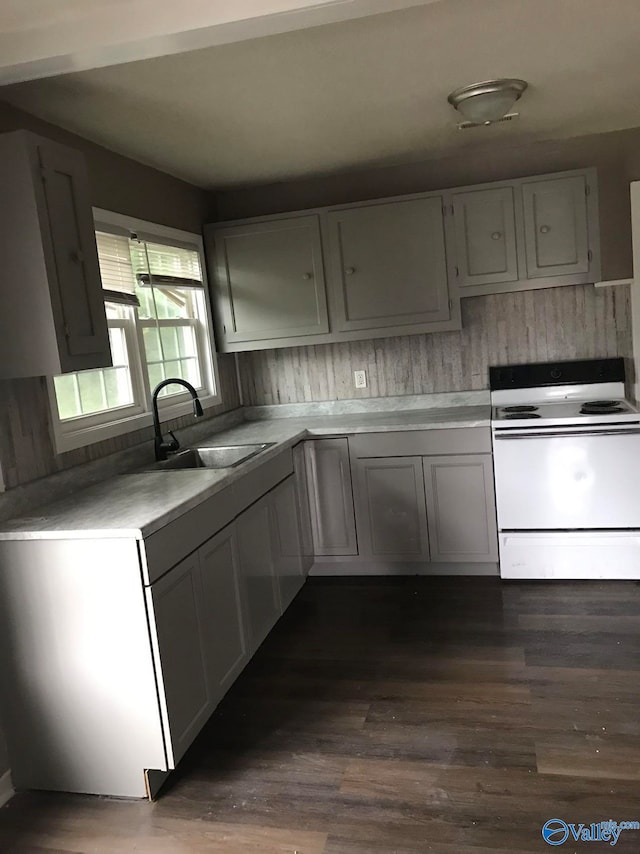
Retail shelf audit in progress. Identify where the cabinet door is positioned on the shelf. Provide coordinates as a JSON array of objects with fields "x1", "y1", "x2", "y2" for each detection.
[
  {"x1": 38, "y1": 140, "x2": 111, "y2": 368},
  {"x1": 236, "y1": 495, "x2": 280, "y2": 652},
  {"x1": 327, "y1": 196, "x2": 452, "y2": 332},
  {"x1": 522, "y1": 174, "x2": 590, "y2": 279},
  {"x1": 424, "y1": 455, "x2": 498, "y2": 562},
  {"x1": 304, "y1": 438, "x2": 358, "y2": 556},
  {"x1": 148, "y1": 554, "x2": 211, "y2": 767},
  {"x1": 210, "y1": 215, "x2": 329, "y2": 344},
  {"x1": 270, "y1": 476, "x2": 305, "y2": 612},
  {"x1": 198, "y1": 525, "x2": 248, "y2": 704},
  {"x1": 293, "y1": 442, "x2": 314, "y2": 573},
  {"x1": 352, "y1": 456, "x2": 430, "y2": 560},
  {"x1": 452, "y1": 187, "x2": 519, "y2": 288}
]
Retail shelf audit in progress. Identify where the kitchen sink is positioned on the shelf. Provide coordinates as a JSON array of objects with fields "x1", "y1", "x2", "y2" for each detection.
[{"x1": 151, "y1": 443, "x2": 275, "y2": 471}]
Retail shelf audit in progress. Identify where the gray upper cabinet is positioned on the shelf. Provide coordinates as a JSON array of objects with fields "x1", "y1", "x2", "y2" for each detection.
[
  {"x1": 327, "y1": 196, "x2": 455, "y2": 334},
  {"x1": 447, "y1": 168, "x2": 599, "y2": 297},
  {"x1": 352, "y1": 456, "x2": 430, "y2": 561},
  {"x1": 0, "y1": 130, "x2": 111, "y2": 378},
  {"x1": 423, "y1": 454, "x2": 498, "y2": 563},
  {"x1": 521, "y1": 173, "x2": 592, "y2": 280},
  {"x1": 207, "y1": 167, "x2": 601, "y2": 351},
  {"x1": 452, "y1": 186, "x2": 519, "y2": 290},
  {"x1": 304, "y1": 438, "x2": 358, "y2": 556},
  {"x1": 207, "y1": 214, "x2": 329, "y2": 347}
]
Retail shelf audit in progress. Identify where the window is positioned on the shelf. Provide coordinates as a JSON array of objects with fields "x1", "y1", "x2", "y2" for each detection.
[{"x1": 48, "y1": 210, "x2": 219, "y2": 453}]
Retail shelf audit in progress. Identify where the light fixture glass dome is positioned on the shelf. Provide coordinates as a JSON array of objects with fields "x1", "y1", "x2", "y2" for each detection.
[{"x1": 448, "y1": 79, "x2": 528, "y2": 124}]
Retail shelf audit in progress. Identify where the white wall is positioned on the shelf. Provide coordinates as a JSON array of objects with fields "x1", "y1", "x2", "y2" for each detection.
[{"x1": 629, "y1": 182, "x2": 640, "y2": 404}]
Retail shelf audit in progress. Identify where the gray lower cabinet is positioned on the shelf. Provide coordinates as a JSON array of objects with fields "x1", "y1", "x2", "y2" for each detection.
[
  {"x1": 327, "y1": 196, "x2": 456, "y2": 334},
  {"x1": 147, "y1": 553, "x2": 212, "y2": 768},
  {"x1": 0, "y1": 538, "x2": 167, "y2": 799},
  {"x1": 236, "y1": 494, "x2": 280, "y2": 653},
  {"x1": 0, "y1": 130, "x2": 111, "y2": 377},
  {"x1": 148, "y1": 523, "x2": 249, "y2": 769},
  {"x1": 304, "y1": 438, "x2": 358, "y2": 556},
  {"x1": 344, "y1": 430, "x2": 498, "y2": 569},
  {"x1": 352, "y1": 456, "x2": 430, "y2": 560},
  {"x1": 198, "y1": 525, "x2": 248, "y2": 701},
  {"x1": 270, "y1": 475, "x2": 306, "y2": 611},
  {"x1": 423, "y1": 454, "x2": 498, "y2": 562},
  {"x1": 207, "y1": 214, "x2": 329, "y2": 348},
  {"x1": 452, "y1": 186, "x2": 519, "y2": 290},
  {"x1": 0, "y1": 453, "x2": 310, "y2": 801},
  {"x1": 293, "y1": 441, "x2": 314, "y2": 573}
]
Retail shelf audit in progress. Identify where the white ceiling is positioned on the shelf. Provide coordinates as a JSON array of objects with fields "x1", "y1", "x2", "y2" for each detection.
[
  {"x1": 3, "y1": 0, "x2": 640, "y2": 189},
  {"x1": 0, "y1": 0, "x2": 437, "y2": 83}
]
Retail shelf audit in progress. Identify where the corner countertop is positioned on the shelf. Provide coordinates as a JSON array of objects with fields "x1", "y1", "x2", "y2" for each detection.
[{"x1": 0, "y1": 402, "x2": 490, "y2": 542}]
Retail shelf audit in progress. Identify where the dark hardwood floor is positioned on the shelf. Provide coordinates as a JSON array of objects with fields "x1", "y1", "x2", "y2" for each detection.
[{"x1": 1, "y1": 577, "x2": 640, "y2": 853}]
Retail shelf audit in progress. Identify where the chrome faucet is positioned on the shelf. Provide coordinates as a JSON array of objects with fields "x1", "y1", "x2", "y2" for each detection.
[{"x1": 152, "y1": 378, "x2": 204, "y2": 461}]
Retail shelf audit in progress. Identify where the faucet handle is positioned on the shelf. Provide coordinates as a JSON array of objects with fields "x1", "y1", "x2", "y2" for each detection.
[{"x1": 166, "y1": 431, "x2": 180, "y2": 452}]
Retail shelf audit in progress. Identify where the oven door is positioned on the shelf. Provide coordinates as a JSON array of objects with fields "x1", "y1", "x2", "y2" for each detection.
[{"x1": 492, "y1": 425, "x2": 640, "y2": 529}]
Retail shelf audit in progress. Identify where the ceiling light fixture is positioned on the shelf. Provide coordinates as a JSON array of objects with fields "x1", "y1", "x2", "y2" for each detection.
[{"x1": 447, "y1": 79, "x2": 528, "y2": 127}]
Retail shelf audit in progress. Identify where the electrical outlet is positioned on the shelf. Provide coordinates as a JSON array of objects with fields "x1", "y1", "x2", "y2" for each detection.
[{"x1": 354, "y1": 369, "x2": 367, "y2": 389}]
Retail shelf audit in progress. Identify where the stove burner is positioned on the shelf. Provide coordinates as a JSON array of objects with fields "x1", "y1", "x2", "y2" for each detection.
[
  {"x1": 580, "y1": 401, "x2": 624, "y2": 415},
  {"x1": 504, "y1": 412, "x2": 541, "y2": 419},
  {"x1": 502, "y1": 405, "x2": 539, "y2": 413}
]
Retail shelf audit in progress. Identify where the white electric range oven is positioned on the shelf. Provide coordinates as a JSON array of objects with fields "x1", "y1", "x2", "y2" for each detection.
[{"x1": 490, "y1": 358, "x2": 640, "y2": 579}]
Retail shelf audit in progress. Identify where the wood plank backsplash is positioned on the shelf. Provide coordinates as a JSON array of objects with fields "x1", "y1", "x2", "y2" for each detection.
[
  {"x1": 0, "y1": 353, "x2": 240, "y2": 490},
  {"x1": 1, "y1": 285, "x2": 631, "y2": 491},
  {"x1": 238, "y1": 284, "x2": 633, "y2": 405}
]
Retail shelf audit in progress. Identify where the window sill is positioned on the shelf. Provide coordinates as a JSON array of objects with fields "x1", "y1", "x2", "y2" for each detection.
[{"x1": 52, "y1": 393, "x2": 222, "y2": 455}]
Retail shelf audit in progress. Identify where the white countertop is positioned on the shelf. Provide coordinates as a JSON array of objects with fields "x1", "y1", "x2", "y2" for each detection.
[{"x1": 0, "y1": 404, "x2": 489, "y2": 542}]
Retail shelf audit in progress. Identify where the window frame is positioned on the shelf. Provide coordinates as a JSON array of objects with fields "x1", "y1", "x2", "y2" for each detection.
[{"x1": 47, "y1": 208, "x2": 221, "y2": 454}]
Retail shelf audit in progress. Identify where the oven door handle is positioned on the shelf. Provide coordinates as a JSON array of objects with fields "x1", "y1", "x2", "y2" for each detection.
[{"x1": 494, "y1": 427, "x2": 640, "y2": 439}]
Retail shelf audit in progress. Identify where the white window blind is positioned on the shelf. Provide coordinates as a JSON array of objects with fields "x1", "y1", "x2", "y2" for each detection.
[
  {"x1": 130, "y1": 239, "x2": 204, "y2": 289},
  {"x1": 96, "y1": 231, "x2": 140, "y2": 306}
]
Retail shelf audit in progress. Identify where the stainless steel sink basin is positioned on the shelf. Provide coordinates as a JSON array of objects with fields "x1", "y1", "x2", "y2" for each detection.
[{"x1": 151, "y1": 443, "x2": 274, "y2": 470}]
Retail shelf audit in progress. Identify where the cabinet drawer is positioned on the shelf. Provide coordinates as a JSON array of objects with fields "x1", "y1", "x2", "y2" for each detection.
[
  {"x1": 232, "y1": 448, "x2": 293, "y2": 511},
  {"x1": 143, "y1": 450, "x2": 293, "y2": 585},
  {"x1": 349, "y1": 428, "x2": 491, "y2": 458},
  {"x1": 142, "y1": 487, "x2": 239, "y2": 584}
]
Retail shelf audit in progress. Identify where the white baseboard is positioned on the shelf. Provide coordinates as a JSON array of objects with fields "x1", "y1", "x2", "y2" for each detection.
[
  {"x1": 0, "y1": 769, "x2": 14, "y2": 808},
  {"x1": 310, "y1": 560, "x2": 499, "y2": 577}
]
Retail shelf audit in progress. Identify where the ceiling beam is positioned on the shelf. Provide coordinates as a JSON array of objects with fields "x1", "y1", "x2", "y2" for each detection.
[{"x1": 0, "y1": 0, "x2": 442, "y2": 85}]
